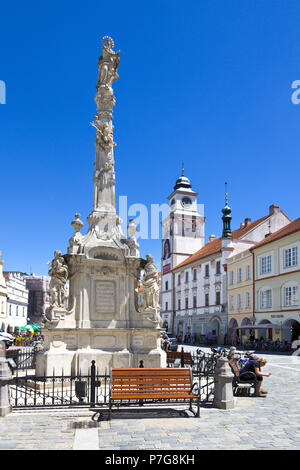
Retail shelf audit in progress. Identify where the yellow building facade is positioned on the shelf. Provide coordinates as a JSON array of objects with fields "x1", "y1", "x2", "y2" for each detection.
[
  {"x1": 227, "y1": 249, "x2": 254, "y2": 342},
  {"x1": 251, "y1": 219, "x2": 300, "y2": 342}
]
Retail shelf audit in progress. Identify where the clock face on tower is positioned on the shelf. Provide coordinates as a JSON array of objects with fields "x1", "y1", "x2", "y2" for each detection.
[{"x1": 181, "y1": 197, "x2": 192, "y2": 208}]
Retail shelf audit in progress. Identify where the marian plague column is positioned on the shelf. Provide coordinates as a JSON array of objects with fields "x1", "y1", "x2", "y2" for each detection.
[{"x1": 36, "y1": 37, "x2": 165, "y2": 375}]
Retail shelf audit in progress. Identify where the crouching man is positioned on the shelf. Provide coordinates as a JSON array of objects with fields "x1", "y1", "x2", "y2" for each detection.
[{"x1": 240, "y1": 357, "x2": 271, "y2": 397}]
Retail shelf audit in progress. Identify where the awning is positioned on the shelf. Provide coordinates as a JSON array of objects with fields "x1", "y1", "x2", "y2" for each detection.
[{"x1": 234, "y1": 323, "x2": 283, "y2": 330}]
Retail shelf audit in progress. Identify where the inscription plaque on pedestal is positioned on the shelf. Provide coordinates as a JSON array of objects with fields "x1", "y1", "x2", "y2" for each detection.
[{"x1": 95, "y1": 280, "x2": 116, "y2": 315}]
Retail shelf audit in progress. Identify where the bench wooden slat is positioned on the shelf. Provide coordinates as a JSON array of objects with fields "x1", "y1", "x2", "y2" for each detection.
[
  {"x1": 112, "y1": 369, "x2": 190, "y2": 375},
  {"x1": 112, "y1": 393, "x2": 197, "y2": 399},
  {"x1": 109, "y1": 367, "x2": 200, "y2": 419},
  {"x1": 112, "y1": 378, "x2": 191, "y2": 381}
]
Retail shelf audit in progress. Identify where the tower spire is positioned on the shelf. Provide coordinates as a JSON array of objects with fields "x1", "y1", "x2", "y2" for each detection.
[{"x1": 222, "y1": 182, "x2": 232, "y2": 239}]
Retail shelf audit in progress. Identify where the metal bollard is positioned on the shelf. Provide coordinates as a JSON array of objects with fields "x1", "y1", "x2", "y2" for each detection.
[
  {"x1": 213, "y1": 355, "x2": 236, "y2": 410},
  {"x1": 0, "y1": 341, "x2": 13, "y2": 417}
]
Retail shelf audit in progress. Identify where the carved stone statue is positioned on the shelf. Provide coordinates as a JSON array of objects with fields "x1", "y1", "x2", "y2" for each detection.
[
  {"x1": 92, "y1": 121, "x2": 116, "y2": 153},
  {"x1": 139, "y1": 255, "x2": 160, "y2": 322},
  {"x1": 96, "y1": 36, "x2": 120, "y2": 91},
  {"x1": 48, "y1": 250, "x2": 68, "y2": 308}
]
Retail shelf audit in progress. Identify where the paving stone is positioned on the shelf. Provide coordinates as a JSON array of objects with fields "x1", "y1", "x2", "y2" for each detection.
[{"x1": 1, "y1": 349, "x2": 299, "y2": 450}]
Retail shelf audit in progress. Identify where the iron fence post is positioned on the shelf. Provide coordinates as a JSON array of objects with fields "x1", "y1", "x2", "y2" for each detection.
[
  {"x1": 181, "y1": 347, "x2": 185, "y2": 367},
  {"x1": 90, "y1": 360, "x2": 96, "y2": 406}
]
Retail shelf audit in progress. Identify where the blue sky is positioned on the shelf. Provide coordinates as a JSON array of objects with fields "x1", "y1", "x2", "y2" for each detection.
[{"x1": 0, "y1": 0, "x2": 299, "y2": 275}]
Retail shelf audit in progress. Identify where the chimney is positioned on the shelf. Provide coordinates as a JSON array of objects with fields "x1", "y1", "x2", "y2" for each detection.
[
  {"x1": 209, "y1": 234, "x2": 215, "y2": 242},
  {"x1": 269, "y1": 204, "x2": 280, "y2": 215},
  {"x1": 244, "y1": 218, "x2": 251, "y2": 227}
]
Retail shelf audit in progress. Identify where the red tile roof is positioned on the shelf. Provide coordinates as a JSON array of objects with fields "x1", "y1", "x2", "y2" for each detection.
[
  {"x1": 173, "y1": 214, "x2": 278, "y2": 271},
  {"x1": 250, "y1": 218, "x2": 300, "y2": 251}
]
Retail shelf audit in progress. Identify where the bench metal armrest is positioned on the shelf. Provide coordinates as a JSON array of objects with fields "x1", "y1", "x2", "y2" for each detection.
[{"x1": 189, "y1": 382, "x2": 200, "y2": 396}]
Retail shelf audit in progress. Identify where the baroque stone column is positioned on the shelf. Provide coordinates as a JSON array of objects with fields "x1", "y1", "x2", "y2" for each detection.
[{"x1": 88, "y1": 36, "x2": 121, "y2": 241}]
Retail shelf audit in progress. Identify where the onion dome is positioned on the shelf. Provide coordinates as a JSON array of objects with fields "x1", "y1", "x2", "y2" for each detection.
[{"x1": 173, "y1": 166, "x2": 192, "y2": 190}]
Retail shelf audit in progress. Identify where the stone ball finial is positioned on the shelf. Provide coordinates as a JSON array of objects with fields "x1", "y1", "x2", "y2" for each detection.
[{"x1": 71, "y1": 213, "x2": 84, "y2": 233}]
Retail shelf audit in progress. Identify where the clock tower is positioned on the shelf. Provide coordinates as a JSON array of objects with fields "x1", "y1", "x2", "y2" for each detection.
[{"x1": 160, "y1": 169, "x2": 205, "y2": 331}]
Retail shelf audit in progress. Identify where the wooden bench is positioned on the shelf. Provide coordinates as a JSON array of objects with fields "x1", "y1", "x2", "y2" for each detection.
[
  {"x1": 109, "y1": 368, "x2": 200, "y2": 419},
  {"x1": 229, "y1": 359, "x2": 258, "y2": 397},
  {"x1": 166, "y1": 350, "x2": 193, "y2": 367}
]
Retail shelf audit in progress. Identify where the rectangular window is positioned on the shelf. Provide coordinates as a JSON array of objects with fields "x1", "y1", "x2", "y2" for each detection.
[
  {"x1": 205, "y1": 293, "x2": 209, "y2": 307},
  {"x1": 284, "y1": 247, "x2": 298, "y2": 268},
  {"x1": 230, "y1": 295, "x2": 234, "y2": 310},
  {"x1": 260, "y1": 290, "x2": 272, "y2": 309},
  {"x1": 284, "y1": 286, "x2": 298, "y2": 306},
  {"x1": 192, "y1": 216, "x2": 196, "y2": 233},
  {"x1": 246, "y1": 264, "x2": 251, "y2": 281},
  {"x1": 178, "y1": 275, "x2": 181, "y2": 286},
  {"x1": 178, "y1": 299, "x2": 181, "y2": 310},
  {"x1": 165, "y1": 281, "x2": 168, "y2": 291},
  {"x1": 193, "y1": 269, "x2": 197, "y2": 281},
  {"x1": 237, "y1": 268, "x2": 242, "y2": 283},
  {"x1": 185, "y1": 297, "x2": 189, "y2": 310},
  {"x1": 216, "y1": 261, "x2": 221, "y2": 275},
  {"x1": 205, "y1": 265, "x2": 210, "y2": 277},
  {"x1": 193, "y1": 295, "x2": 197, "y2": 309},
  {"x1": 246, "y1": 292, "x2": 251, "y2": 308},
  {"x1": 237, "y1": 293, "x2": 242, "y2": 309},
  {"x1": 165, "y1": 302, "x2": 168, "y2": 311},
  {"x1": 260, "y1": 256, "x2": 272, "y2": 274},
  {"x1": 185, "y1": 271, "x2": 189, "y2": 283},
  {"x1": 216, "y1": 291, "x2": 221, "y2": 305}
]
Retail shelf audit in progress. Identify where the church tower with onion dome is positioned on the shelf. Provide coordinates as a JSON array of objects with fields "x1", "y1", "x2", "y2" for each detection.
[{"x1": 160, "y1": 167, "x2": 205, "y2": 331}]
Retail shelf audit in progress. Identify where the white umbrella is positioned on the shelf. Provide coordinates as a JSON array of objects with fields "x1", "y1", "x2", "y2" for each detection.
[{"x1": 0, "y1": 332, "x2": 14, "y2": 342}]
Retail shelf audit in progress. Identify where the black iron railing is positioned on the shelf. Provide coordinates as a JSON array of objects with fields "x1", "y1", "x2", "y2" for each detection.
[
  {"x1": 10, "y1": 355, "x2": 216, "y2": 409},
  {"x1": 6, "y1": 347, "x2": 36, "y2": 370},
  {"x1": 11, "y1": 361, "x2": 110, "y2": 408}
]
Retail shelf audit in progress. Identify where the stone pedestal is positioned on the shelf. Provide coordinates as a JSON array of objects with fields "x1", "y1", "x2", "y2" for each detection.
[
  {"x1": 213, "y1": 356, "x2": 236, "y2": 410},
  {"x1": 36, "y1": 328, "x2": 166, "y2": 375}
]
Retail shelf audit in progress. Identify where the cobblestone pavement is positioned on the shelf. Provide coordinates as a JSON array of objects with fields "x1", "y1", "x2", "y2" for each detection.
[{"x1": 1, "y1": 350, "x2": 299, "y2": 450}]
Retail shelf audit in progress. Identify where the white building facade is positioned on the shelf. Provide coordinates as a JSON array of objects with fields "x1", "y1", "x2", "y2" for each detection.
[
  {"x1": 172, "y1": 203, "x2": 291, "y2": 344},
  {"x1": 0, "y1": 252, "x2": 7, "y2": 331},
  {"x1": 4, "y1": 272, "x2": 29, "y2": 331},
  {"x1": 160, "y1": 171, "x2": 205, "y2": 332}
]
